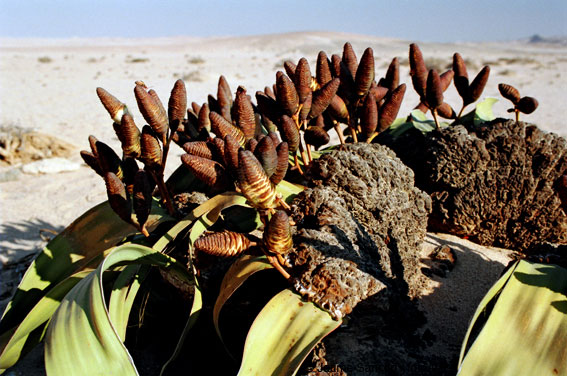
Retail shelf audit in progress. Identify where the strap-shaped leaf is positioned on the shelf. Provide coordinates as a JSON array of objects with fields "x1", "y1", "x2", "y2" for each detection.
[
  {"x1": 0, "y1": 198, "x2": 171, "y2": 368},
  {"x1": 108, "y1": 265, "x2": 149, "y2": 342},
  {"x1": 458, "y1": 260, "x2": 567, "y2": 375},
  {"x1": 0, "y1": 270, "x2": 91, "y2": 372},
  {"x1": 238, "y1": 289, "x2": 341, "y2": 376},
  {"x1": 213, "y1": 255, "x2": 273, "y2": 352},
  {"x1": 160, "y1": 192, "x2": 239, "y2": 374},
  {"x1": 45, "y1": 244, "x2": 194, "y2": 376}
]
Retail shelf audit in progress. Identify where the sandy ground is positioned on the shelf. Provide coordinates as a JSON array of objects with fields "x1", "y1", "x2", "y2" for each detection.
[{"x1": 0, "y1": 31, "x2": 565, "y2": 374}]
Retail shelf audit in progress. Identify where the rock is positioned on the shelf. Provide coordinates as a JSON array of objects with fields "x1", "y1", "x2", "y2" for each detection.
[
  {"x1": 293, "y1": 143, "x2": 432, "y2": 301},
  {"x1": 288, "y1": 143, "x2": 445, "y2": 374},
  {"x1": 381, "y1": 120, "x2": 567, "y2": 252},
  {"x1": 0, "y1": 129, "x2": 75, "y2": 165},
  {"x1": 21, "y1": 157, "x2": 81, "y2": 174}
]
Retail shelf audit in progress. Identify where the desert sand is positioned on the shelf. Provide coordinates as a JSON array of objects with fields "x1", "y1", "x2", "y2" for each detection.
[{"x1": 0, "y1": 31, "x2": 565, "y2": 374}]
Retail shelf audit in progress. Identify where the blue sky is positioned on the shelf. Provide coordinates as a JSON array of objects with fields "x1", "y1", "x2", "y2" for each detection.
[{"x1": 1, "y1": 0, "x2": 566, "y2": 42}]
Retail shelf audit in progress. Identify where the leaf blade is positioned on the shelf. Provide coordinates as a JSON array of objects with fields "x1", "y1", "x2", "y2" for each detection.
[{"x1": 238, "y1": 289, "x2": 341, "y2": 376}]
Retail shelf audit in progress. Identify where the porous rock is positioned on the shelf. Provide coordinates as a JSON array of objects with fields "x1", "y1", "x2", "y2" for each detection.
[
  {"x1": 404, "y1": 120, "x2": 567, "y2": 252},
  {"x1": 289, "y1": 143, "x2": 431, "y2": 318}
]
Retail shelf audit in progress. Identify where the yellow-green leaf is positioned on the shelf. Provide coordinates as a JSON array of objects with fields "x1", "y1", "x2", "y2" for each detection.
[
  {"x1": 44, "y1": 244, "x2": 195, "y2": 376},
  {"x1": 458, "y1": 260, "x2": 567, "y2": 375},
  {"x1": 0, "y1": 198, "x2": 170, "y2": 370},
  {"x1": 213, "y1": 254, "x2": 273, "y2": 352},
  {"x1": 0, "y1": 270, "x2": 91, "y2": 372},
  {"x1": 238, "y1": 289, "x2": 341, "y2": 376}
]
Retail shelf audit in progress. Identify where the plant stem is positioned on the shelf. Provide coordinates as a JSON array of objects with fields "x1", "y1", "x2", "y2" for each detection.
[
  {"x1": 334, "y1": 122, "x2": 345, "y2": 145},
  {"x1": 294, "y1": 154, "x2": 304, "y2": 175},
  {"x1": 432, "y1": 109, "x2": 441, "y2": 130},
  {"x1": 456, "y1": 104, "x2": 466, "y2": 120},
  {"x1": 266, "y1": 254, "x2": 290, "y2": 280},
  {"x1": 349, "y1": 127, "x2": 358, "y2": 143},
  {"x1": 150, "y1": 169, "x2": 176, "y2": 216},
  {"x1": 305, "y1": 143, "x2": 313, "y2": 164}
]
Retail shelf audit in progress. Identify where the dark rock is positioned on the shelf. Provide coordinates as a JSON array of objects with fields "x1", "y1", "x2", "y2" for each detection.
[
  {"x1": 382, "y1": 120, "x2": 567, "y2": 252},
  {"x1": 288, "y1": 144, "x2": 444, "y2": 375}
]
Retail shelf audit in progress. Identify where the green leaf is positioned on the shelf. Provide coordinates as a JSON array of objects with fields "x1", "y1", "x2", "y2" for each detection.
[
  {"x1": 458, "y1": 260, "x2": 567, "y2": 375},
  {"x1": 238, "y1": 289, "x2": 341, "y2": 376},
  {"x1": 44, "y1": 243, "x2": 195, "y2": 376},
  {"x1": 108, "y1": 265, "x2": 149, "y2": 342},
  {"x1": 473, "y1": 97, "x2": 498, "y2": 126},
  {"x1": 213, "y1": 255, "x2": 273, "y2": 352},
  {"x1": 0, "y1": 270, "x2": 91, "y2": 372},
  {"x1": 160, "y1": 192, "x2": 235, "y2": 374},
  {"x1": 276, "y1": 180, "x2": 305, "y2": 204},
  {"x1": 160, "y1": 263, "x2": 201, "y2": 376},
  {"x1": 0, "y1": 198, "x2": 170, "y2": 367}
]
